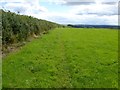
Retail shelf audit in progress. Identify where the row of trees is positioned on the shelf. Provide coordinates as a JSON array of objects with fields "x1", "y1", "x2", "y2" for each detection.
[{"x1": 1, "y1": 9, "x2": 62, "y2": 46}]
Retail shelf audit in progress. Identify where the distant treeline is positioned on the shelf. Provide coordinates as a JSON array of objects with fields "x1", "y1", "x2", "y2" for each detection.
[
  {"x1": 1, "y1": 9, "x2": 63, "y2": 46},
  {"x1": 67, "y1": 24, "x2": 119, "y2": 29}
]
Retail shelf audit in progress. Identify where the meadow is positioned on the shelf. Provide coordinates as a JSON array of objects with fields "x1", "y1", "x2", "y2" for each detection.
[{"x1": 2, "y1": 28, "x2": 118, "y2": 88}]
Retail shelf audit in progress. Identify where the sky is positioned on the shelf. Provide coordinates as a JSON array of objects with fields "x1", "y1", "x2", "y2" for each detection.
[{"x1": 0, "y1": 0, "x2": 119, "y2": 25}]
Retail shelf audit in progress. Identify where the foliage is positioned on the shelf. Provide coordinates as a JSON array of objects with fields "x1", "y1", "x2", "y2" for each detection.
[
  {"x1": 1, "y1": 9, "x2": 62, "y2": 45},
  {"x1": 3, "y1": 28, "x2": 118, "y2": 88}
]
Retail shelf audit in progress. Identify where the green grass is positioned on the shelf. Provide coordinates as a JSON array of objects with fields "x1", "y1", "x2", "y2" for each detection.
[{"x1": 3, "y1": 28, "x2": 118, "y2": 88}]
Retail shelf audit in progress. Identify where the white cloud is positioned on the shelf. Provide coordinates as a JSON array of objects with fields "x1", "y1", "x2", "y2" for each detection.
[
  {"x1": 46, "y1": 0, "x2": 119, "y2": 5},
  {"x1": 69, "y1": 3, "x2": 118, "y2": 16},
  {"x1": 32, "y1": 11, "x2": 117, "y2": 25},
  {"x1": 52, "y1": 15, "x2": 117, "y2": 25},
  {"x1": 1, "y1": 0, "x2": 48, "y2": 14},
  {"x1": 0, "y1": 0, "x2": 119, "y2": 25},
  {"x1": 96, "y1": 0, "x2": 118, "y2": 2},
  {"x1": 0, "y1": 0, "x2": 25, "y2": 2},
  {"x1": 47, "y1": 0, "x2": 95, "y2": 5}
]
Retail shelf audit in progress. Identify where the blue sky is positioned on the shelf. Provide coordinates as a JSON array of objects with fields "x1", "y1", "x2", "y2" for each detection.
[{"x1": 0, "y1": 0, "x2": 119, "y2": 25}]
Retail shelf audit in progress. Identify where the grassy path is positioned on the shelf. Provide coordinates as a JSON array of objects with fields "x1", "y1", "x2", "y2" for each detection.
[{"x1": 3, "y1": 28, "x2": 118, "y2": 88}]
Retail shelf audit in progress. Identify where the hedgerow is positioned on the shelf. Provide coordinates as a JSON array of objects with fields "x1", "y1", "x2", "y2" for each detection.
[{"x1": 1, "y1": 9, "x2": 62, "y2": 45}]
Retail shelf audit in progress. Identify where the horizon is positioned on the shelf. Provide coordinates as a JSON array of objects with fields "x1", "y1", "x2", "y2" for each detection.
[{"x1": 0, "y1": 0, "x2": 119, "y2": 25}]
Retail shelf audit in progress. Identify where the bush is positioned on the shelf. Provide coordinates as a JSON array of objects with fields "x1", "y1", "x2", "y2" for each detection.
[{"x1": 1, "y1": 9, "x2": 62, "y2": 45}]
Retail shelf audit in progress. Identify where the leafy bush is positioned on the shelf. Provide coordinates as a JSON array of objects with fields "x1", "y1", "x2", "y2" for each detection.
[{"x1": 1, "y1": 9, "x2": 62, "y2": 45}]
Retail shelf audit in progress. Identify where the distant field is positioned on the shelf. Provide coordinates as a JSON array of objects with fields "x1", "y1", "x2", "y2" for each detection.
[{"x1": 3, "y1": 28, "x2": 118, "y2": 88}]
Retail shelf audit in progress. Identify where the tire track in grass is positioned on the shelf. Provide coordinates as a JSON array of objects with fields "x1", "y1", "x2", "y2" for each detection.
[{"x1": 55, "y1": 32, "x2": 72, "y2": 88}]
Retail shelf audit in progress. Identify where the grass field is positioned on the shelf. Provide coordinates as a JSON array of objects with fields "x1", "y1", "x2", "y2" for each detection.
[{"x1": 2, "y1": 28, "x2": 118, "y2": 88}]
